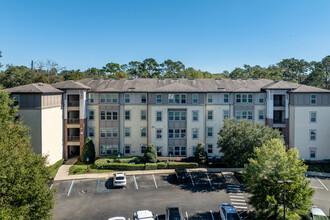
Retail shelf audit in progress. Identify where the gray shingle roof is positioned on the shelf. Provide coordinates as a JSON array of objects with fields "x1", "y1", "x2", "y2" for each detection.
[
  {"x1": 52, "y1": 80, "x2": 90, "y2": 90},
  {"x1": 3, "y1": 83, "x2": 64, "y2": 94}
]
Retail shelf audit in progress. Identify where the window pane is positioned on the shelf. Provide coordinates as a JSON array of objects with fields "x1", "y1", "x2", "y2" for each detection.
[
  {"x1": 106, "y1": 128, "x2": 111, "y2": 137},
  {"x1": 236, "y1": 94, "x2": 241, "y2": 103},
  {"x1": 175, "y1": 112, "x2": 180, "y2": 120},
  {"x1": 156, "y1": 94, "x2": 162, "y2": 104},
  {"x1": 169, "y1": 111, "x2": 174, "y2": 120},
  {"x1": 125, "y1": 111, "x2": 130, "y2": 120},
  {"x1": 181, "y1": 94, "x2": 186, "y2": 103},
  {"x1": 181, "y1": 112, "x2": 186, "y2": 120},
  {"x1": 192, "y1": 94, "x2": 198, "y2": 104},
  {"x1": 125, "y1": 145, "x2": 130, "y2": 154},
  {"x1": 107, "y1": 111, "x2": 111, "y2": 120},
  {"x1": 175, "y1": 94, "x2": 180, "y2": 103},
  {"x1": 113, "y1": 111, "x2": 118, "y2": 120},
  {"x1": 181, "y1": 129, "x2": 186, "y2": 138},
  {"x1": 100, "y1": 111, "x2": 105, "y2": 120},
  {"x1": 125, "y1": 127, "x2": 131, "y2": 137},
  {"x1": 113, "y1": 128, "x2": 118, "y2": 137},
  {"x1": 224, "y1": 94, "x2": 229, "y2": 103},
  {"x1": 157, "y1": 111, "x2": 162, "y2": 121},
  {"x1": 168, "y1": 129, "x2": 174, "y2": 138}
]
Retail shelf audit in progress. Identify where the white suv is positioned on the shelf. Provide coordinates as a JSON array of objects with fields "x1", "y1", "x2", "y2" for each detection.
[{"x1": 113, "y1": 173, "x2": 127, "y2": 187}]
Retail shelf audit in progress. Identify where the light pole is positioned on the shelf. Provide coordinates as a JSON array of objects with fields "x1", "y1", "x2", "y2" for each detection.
[{"x1": 277, "y1": 180, "x2": 293, "y2": 220}]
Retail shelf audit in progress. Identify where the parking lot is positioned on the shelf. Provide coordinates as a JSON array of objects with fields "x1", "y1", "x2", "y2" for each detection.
[
  {"x1": 52, "y1": 172, "x2": 237, "y2": 220},
  {"x1": 308, "y1": 176, "x2": 330, "y2": 215}
]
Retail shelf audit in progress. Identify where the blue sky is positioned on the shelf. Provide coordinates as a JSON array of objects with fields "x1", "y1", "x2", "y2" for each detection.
[{"x1": 1, "y1": 0, "x2": 329, "y2": 73}]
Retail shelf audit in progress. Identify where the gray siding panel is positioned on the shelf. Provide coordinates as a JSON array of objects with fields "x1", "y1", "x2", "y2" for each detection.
[{"x1": 291, "y1": 93, "x2": 330, "y2": 106}]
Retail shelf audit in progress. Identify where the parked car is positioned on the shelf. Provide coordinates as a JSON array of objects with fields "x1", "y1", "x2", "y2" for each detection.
[
  {"x1": 113, "y1": 172, "x2": 127, "y2": 187},
  {"x1": 133, "y1": 210, "x2": 154, "y2": 220},
  {"x1": 219, "y1": 203, "x2": 241, "y2": 220},
  {"x1": 166, "y1": 206, "x2": 184, "y2": 220},
  {"x1": 108, "y1": 217, "x2": 126, "y2": 220},
  {"x1": 308, "y1": 206, "x2": 328, "y2": 220},
  {"x1": 175, "y1": 169, "x2": 189, "y2": 183}
]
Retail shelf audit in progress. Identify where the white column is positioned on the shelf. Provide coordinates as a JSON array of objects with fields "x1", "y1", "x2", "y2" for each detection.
[
  {"x1": 63, "y1": 93, "x2": 67, "y2": 119},
  {"x1": 266, "y1": 90, "x2": 274, "y2": 119},
  {"x1": 285, "y1": 93, "x2": 289, "y2": 119}
]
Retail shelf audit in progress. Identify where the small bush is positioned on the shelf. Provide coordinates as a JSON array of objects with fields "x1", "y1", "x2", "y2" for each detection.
[
  {"x1": 157, "y1": 162, "x2": 167, "y2": 169},
  {"x1": 69, "y1": 166, "x2": 84, "y2": 174},
  {"x1": 145, "y1": 163, "x2": 157, "y2": 170},
  {"x1": 47, "y1": 159, "x2": 64, "y2": 179},
  {"x1": 132, "y1": 156, "x2": 143, "y2": 164},
  {"x1": 168, "y1": 162, "x2": 198, "y2": 169}
]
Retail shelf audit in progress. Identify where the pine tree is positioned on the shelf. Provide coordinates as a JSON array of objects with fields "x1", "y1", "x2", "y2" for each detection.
[
  {"x1": 143, "y1": 144, "x2": 157, "y2": 163},
  {"x1": 81, "y1": 137, "x2": 96, "y2": 164}
]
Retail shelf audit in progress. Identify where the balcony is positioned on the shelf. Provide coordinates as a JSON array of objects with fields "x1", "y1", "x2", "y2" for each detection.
[
  {"x1": 68, "y1": 95, "x2": 79, "y2": 107},
  {"x1": 273, "y1": 118, "x2": 285, "y2": 124},
  {"x1": 274, "y1": 95, "x2": 285, "y2": 107},
  {"x1": 68, "y1": 136, "x2": 80, "y2": 142},
  {"x1": 68, "y1": 118, "x2": 80, "y2": 124},
  {"x1": 68, "y1": 101, "x2": 79, "y2": 107}
]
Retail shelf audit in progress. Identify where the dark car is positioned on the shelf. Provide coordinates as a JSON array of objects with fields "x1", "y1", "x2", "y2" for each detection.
[
  {"x1": 175, "y1": 169, "x2": 189, "y2": 183},
  {"x1": 165, "y1": 206, "x2": 183, "y2": 220}
]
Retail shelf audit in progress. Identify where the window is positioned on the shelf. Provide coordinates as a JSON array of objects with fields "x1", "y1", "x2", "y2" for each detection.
[
  {"x1": 156, "y1": 94, "x2": 162, "y2": 104},
  {"x1": 258, "y1": 110, "x2": 264, "y2": 120},
  {"x1": 168, "y1": 129, "x2": 174, "y2": 138},
  {"x1": 192, "y1": 128, "x2": 199, "y2": 139},
  {"x1": 207, "y1": 94, "x2": 213, "y2": 103},
  {"x1": 100, "y1": 145, "x2": 106, "y2": 155},
  {"x1": 207, "y1": 144, "x2": 213, "y2": 154},
  {"x1": 100, "y1": 128, "x2": 106, "y2": 138},
  {"x1": 106, "y1": 94, "x2": 112, "y2": 103},
  {"x1": 88, "y1": 127, "x2": 94, "y2": 137},
  {"x1": 192, "y1": 111, "x2": 199, "y2": 121},
  {"x1": 141, "y1": 93, "x2": 147, "y2": 103},
  {"x1": 181, "y1": 112, "x2": 186, "y2": 120},
  {"x1": 248, "y1": 94, "x2": 253, "y2": 103},
  {"x1": 168, "y1": 94, "x2": 187, "y2": 104},
  {"x1": 156, "y1": 146, "x2": 162, "y2": 156},
  {"x1": 112, "y1": 128, "x2": 118, "y2": 138},
  {"x1": 124, "y1": 94, "x2": 130, "y2": 103},
  {"x1": 310, "y1": 147, "x2": 316, "y2": 159},
  {"x1": 168, "y1": 111, "x2": 174, "y2": 120},
  {"x1": 192, "y1": 94, "x2": 198, "y2": 104},
  {"x1": 310, "y1": 130, "x2": 316, "y2": 141},
  {"x1": 156, "y1": 129, "x2": 162, "y2": 139},
  {"x1": 181, "y1": 146, "x2": 186, "y2": 156},
  {"x1": 224, "y1": 94, "x2": 229, "y2": 103},
  {"x1": 113, "y1": 111, "x2": 118, "y2": 120},
  {"x1": 236, "y1": 94, "x2": 241, "y2": 103},
  {"x1": 12, "y1": 95, "x2": 20, "y2": 106},
  {"x1": 223, "y1": 110, "x2": 229, "y2": 120},
  {"x1": 141, "y1": 144, "x2": 147, "y2": 154},
  {"x1": 248, "y1": 111, "x2": 253, "y2": 120},
  {"x1": 106, "y1": 111, "x2": 111, "y2": 120},
  {"x1": 124, "y1": 127, "x2": 131, "y2": 137},
  {"x1": 310, "y1": 112, "x2": 317, "y2": 123},
  {"x1": 140, "y1": 110, "x2": 147, "y2": 120},
  {"x1": 181, "y1": 129, "x2": 186, "y2": 138},
  {"x1": 100, "y1": 94, "x2": 106, "y2": 103},
  {"x1": 192, "y1": 146, "x2": 197, "y2": 155},
  {"x1": 207, "y1": 110, "x2": 213, "y2": 120},
  {"x1": 156, "y1": 111, "x2": 162, "y2": 121},
  {"x1": 242, "y1": 94, "x2": 247, "y2": 103},
  {"x1": 168, "y1": 94, "x2": 174, "y2": 104},
  {"x1": 106, "y1": 128, "x2": 111, "y2": 137},
  {"x1": 125, "y1": 145, "x2": 131, "y2": 154},
  {"x1": 172, "y1": 146, "x2": 186, "y2": 156},
  {"x1": 88, "y1": 110, "x2": 94, "y2": 120},
  {"x1": 207, "y1": 127, "x2": 213, "y2": 137},
  {"x1": 175, "y1": 112, "x2": 180, "y2": 120},
  {"x1": 242, "y1": 111, "x2": 247, "y2": 119},
  {"x1": 141, "y1": 127, "x2": 147, "y2": 137},
  {"x1": 181, "y1": 94, "x2": 186, "y2": 103},
  {"x1": 125, "y1": 110, "x2": 130, "y2": 120},
  {"x1": 88, "y1": 93, "x2": 94, "y2": 103},
  {"x1": 236, "y1": 111, "x2": 241, "y2": 120},
  {"x1": 100, "y1": 111, "x2": 106, "y2": 120},
  {"x1": 259, "y1": 94, "x2": 264, "y2": 103},
  {"x1": 168, "y1": 146, "x2": 174, "y2": 156},
  {"x1": 175, "y1": 146, "x2": 180, "y2": 156},
  {"x1": 112, "y1": 94, "x2": 118, "y2": 103},
  {"x1": 310, "y1": 94, "x2": 316, "y2": 105},
  {"x1": 112, "y1": 145, "x2": 119, "y2": 153},
  {"x1": 175, "y1": 94, "x2": 180, "y2": 103}
]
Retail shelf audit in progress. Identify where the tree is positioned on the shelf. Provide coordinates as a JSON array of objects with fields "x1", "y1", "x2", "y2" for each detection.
[
  {"x1": 277, "y1": 58, "x2": 310, "y2": 83},
  {"x1": 0, "y1": 65, "x2": 36, "y2": 88},
  {"x1": 143, "y1": 144, "x2": 157, "y2": 163},
  {"x1": 81, "y1": 137, "x2": 96, "y2": 164},
  {"x1": 243, "y1": 139, "x2": 314, "y2": 219},
  {"x1": 0, "y1": 90, "x2": 54, "y2": 219},
  {"x1": 161, "y1": 59, "x2": 185, "y2": 78},
  {"x1": 217, "y1": 119, "x2": 282, "y2": 167},
  {"x1": 194, "y1": 142, "x2": 207, "y2": 164}
]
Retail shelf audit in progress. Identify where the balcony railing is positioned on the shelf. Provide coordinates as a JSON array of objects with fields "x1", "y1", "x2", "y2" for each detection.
[
  {"x1": 68, "y1": 136, "x2": 80, "y2": 142},
  {"x1": 68, "y1": 118, "x2": 80, "y2": 124},
  {"x1": 274, "y1": 118, "x2": 285, "y2": 124},
  {"x1": 274, "y1": 101, "x2": 285, "y2": 107},
  {"x1": 68, "y1": 101, "x2": 79, "y2": 107}
]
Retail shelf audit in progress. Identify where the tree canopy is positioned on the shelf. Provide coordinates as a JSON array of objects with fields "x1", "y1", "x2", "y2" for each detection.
[
  {"x1": 143, "y1": 144, "x2": 157, "y2": 163},
  {"x1": 81, "y1": 137, "x2": 96, "y2": 164},
  {"x1": 243, "y1": 139, "x2": 314, "y2": 219},
  {"x1": 0, "y1": 90, "x2": 54, "y2": 219},
  {"x1": 217, "y1": 119, "x2": 282, "y2": 167},
  {"x1": 194, "y1": 142, "x2": 207, "y2": 164}
]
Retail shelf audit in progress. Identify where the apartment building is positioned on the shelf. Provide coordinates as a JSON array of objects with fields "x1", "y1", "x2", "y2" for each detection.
[{"x1": 5, "y1": 78, "x2": 330, "y2": 163}]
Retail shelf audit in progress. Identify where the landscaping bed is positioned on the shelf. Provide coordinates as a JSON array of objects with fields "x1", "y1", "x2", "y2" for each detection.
[{"x1": 47, "y1": 159, "x2": 65, "y2": 179}]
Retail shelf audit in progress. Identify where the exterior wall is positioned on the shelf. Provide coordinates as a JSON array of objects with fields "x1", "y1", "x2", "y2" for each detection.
[
  {"x1": 123, "y1": 105, "x2": 148, "y2": 156},
  {"x1": 41, "y1": 106, "x2": 63, "y2": 165},
  {"x1": 291, "y1": 106, "x2": 330, "y2": 160},
  {"x1": 18, "y1": 109, "x2": 42, "y2": 154},
  {"x1": 13, "y1": 94, "x2": 41, "y2": 109},
  {"x1": 41, "y1": 94, "x2": 62, "y2": 108},
  {"x1": 186, "y1": 106, "x2": 205, "y2": 156},
  {"x1": 87, "y1": 105, "x2": 100, "y2": 156},
  {"x1": 254, "y1": 105, "x2": 266, "y2": 125},
  {"x1": 290, "y1": 93, "x2": 330, "y2": 105}
]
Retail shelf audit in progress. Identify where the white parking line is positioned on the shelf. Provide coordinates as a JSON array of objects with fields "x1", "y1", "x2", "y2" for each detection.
[
  {"x1": 230, "y1": 195, "x2": 245, "y2": 198},
  {"x1": 234, "y1": 206, "x2": 247, "y2": 209},
  {"x1": 210, "y1": 210, "x2": 215, "y2": 220},
  {"x1": 186, "y1": 211, "x2": 189, "y2": 220},
  {"x1": 189, "y1": 173, "x2": 195, "y2": 186},
  {"x1": 317, "y1": 177, "x2": 329, "y2": 191},
  {"x1": 230, "y1": 199, "x2": 246, "y2": 202},
  {"x1": 152, "y1": 174, "x2": 158, "y2": 188},
  {"x1": 229, "y1": 192, "x2": 243, "y2": 195},
  {"x1": 232, "y1": 202, "x2": 247, "y2": 205},
  {"x1": 67, "y1": 180, "x2": 75, "y2": 196},
  {"x1": 133, "y1": 175, "x2": 138, "y2": 190},
  {"x1": 206, "y1": 173, "x2": 212, "y2": 187}
]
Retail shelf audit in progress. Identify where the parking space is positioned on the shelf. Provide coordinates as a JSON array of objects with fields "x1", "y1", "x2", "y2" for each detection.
[
  {"x1": 190, "y1": 172, "x2": 212, "y2": 186},
  {"x1": 134, "y1": 175, "x2": 157, "y2": 189},
  {"x1": 208, "y1": 173, "x2": 225, "y2": 186},
  {"x1": 154, "y1": 174, "x2": 177, "y2": 188}
]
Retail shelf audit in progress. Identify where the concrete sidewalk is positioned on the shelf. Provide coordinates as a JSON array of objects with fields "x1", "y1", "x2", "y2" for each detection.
[{"x1": 54, "y1": 161, "x2": 244, "y2": 182}]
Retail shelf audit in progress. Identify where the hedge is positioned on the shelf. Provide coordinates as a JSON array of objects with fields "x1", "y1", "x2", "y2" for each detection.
[
  {"x1": 168, "y1": 162, "x2": 198, "y2": 169},
  {"x1": 47, "y1": 159, "x2": 65, "y2": 179},
  {"x1": 156, "y1": 162, "x2": 167, "y2": 169},
  {"x1": 95, "y1": 162, "x2": 145, "y2": 170},
  {"x1": 145, "y1": 163, "x2": 157, "y2": 170}
]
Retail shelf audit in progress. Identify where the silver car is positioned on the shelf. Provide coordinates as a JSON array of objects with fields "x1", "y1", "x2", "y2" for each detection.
[{"x1": 113, "y1": 173, "x2": 127, "y2": 187}]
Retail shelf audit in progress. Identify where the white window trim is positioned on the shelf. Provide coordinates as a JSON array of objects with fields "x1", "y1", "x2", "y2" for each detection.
[
  {"x1": 192, "y1": 128, "x2": 199, "y2": 139},
  {"x1": 309, "y1": 129, "x2": 317, "y2": 141},
  {"x1": 141, "y1": 93, "x2": 147, "y2": 103},
  {"x1": 310, "y1": 111, "x2": 317, "y2": 123},
  {"x1": 125, "y1": 110, "x2": 131, "y2": 120},
  {"x1": 207, "y1": 127, "x2": 213, "y2": 137},
  {"x1": 124, "y1": 144, "x2": 131, "y2": 155},
  {"x1": 207, "y1": 110, "x2": 213, "y2": 121},
  {"x1": 223, "y1": 109, "x2": 229, "y2": 120},
  {"x1": 192, "y1": 93, "x2": 199, "y2": 104},
  {"x1": 207, "y1": 93, "x2": 213, "y2": 103},
  {"x1": 124, "y1": 93, "x2": 130, "y2": 103},
  {"x1": 88, "y1": 93, "x2": 94, "y2": 103},
  {"x1": 224, "y1": 93, "x2": 229, "y2": 104},
  {"x1": 124, "y1": 127, "x2": 131, "y2": 137},
  {"x1": 140, "y1": 110, "x2": 147, "y2": 121},
  {"x1": 192, "y1": 110, "x2": 199, "y2": 122},
  {"x1": 309, "y1": 147, "x2": 317, "y2": 159},
  {"x1": 156, "y1": 128, "x2": 163, "y2": 139},
  {"x1": 207, "y1": 144, "x2": 213, "y2": 154},
  {"x1": 156, "y1": 94, "x2": 162, "y2": 104},
  {"x1": 140, "y1": 127, "x2": 147, "y2": 138},
  {"x1": 156, "y1": 111, "x2": 162, "y2": 122},
  {"x1": 310, "y1": 94, "x2": 317, "y2": 105}
]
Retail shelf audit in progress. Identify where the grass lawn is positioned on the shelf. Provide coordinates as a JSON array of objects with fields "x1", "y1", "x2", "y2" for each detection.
[
  {"x1": 47, "y1": 159, "x2": 65, "y2": 179},
  {"x1": 69, "y1": 164, "x2": 114, "y2": 175}
]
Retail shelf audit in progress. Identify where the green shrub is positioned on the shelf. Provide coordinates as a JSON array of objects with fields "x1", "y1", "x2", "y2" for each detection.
[
  {"x1": 47, "y1": 159, "x2": 64, "y2": 179},
  {"x1": 145, "y1": 163, "x2": 157, "y2": 170},
  {"x1": 168, "y1": 162, "x2": 198, "y2": 169},
  {"x1": 143, "y1": 144, "x2": 157, "y2": 163},
  {"x1": 195, "y1": 142, "x2": 207, "y2": 164},
  {"x1": 157, "y1": 162, "x2": 167, "y2": 169},
  {"x1": 132, "y1": 156, "x2": 143, "y2": 164},
  {"x1": 69, "y1": 166, "x2": 84, "y2": 174},
  {"x1": 81, "y1": 137, "x2": 96, "y2": 164},
  {"x1": 95, "y1": 162, "x2": 145, "y2": 170}
]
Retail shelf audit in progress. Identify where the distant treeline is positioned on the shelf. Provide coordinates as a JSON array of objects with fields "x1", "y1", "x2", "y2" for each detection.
[{"x1": 0, "y1": 51, "x2": 329, "y2": 89}]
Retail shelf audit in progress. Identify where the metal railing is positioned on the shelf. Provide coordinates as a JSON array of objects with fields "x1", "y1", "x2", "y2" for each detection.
[
  {"x1": 68, "y1": 136, "x2": 80, "y2": 142},
  {"x1": 67, "y1": 118, "x2": 80, "y2": 124},
  {"x1": 68, "y1": 101, "x2": 79, "y2": 107},
  {"x1": 274, "y1": 101, "x2": 285, "y2": 107},
  {"x1": 274, "y1": 118, "x2": 285, "y2": 124}
]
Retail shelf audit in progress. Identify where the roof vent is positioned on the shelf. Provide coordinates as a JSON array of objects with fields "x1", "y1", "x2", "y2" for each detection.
[
  {"x1": 128, "y1": 87, "x2": 135, "y2": 90},
  {"x1": 218, "y1": 87, "x2": 225, "y2": 90}
]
